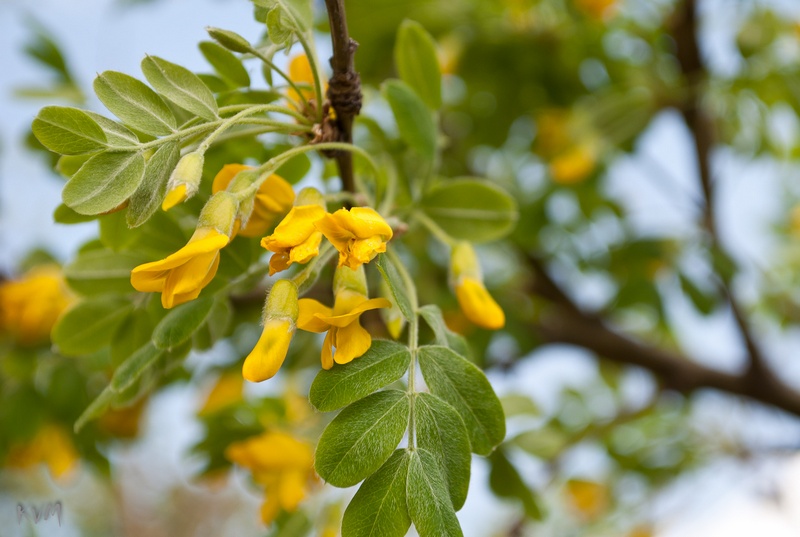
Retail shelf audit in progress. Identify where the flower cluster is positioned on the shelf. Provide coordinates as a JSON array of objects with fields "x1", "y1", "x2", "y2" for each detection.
[{"x1": 225, "y1": 431, "x2": 316, "y2": 525}]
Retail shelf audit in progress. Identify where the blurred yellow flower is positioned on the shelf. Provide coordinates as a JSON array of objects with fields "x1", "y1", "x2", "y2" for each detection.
[
  {"x1": 211, "y1": 164, "x2": 295, "y2": 238},
  {"x1": 549, "y1": 142, "x2": 598, "y2": 185},
  {"x1": 198, "y1": 371, "x2": 243, "y2": 415},
  {"x1": 790, "y1": 204, "x2": 800, "y2": 237},
  {"x1": 131, "y1": 227, "x2": 229, "y2": 309},
  {"x1": 287, "y1": 54, "x2": 317, "y2": 109},
  {"x1": 6, "y1": 424, "x2": 79, "y2": 480},
  {"x1": 450, "y1": 242, "x2": 505, "y2": 330},
  {"x1": 564, "y1": 479, "x2": 609, "y2": 521},
  {"x1": 575, "y1": 0, "x2": 618, "y2": 20},
  {"x1": 97, "y1": 399, "x2": 147, "y2": 438},
  {"x1": 297, "y1": 266, "x2": 389, "y2": 369},
  {"x1": 0, "y1": 265, "x2": 74, "y2": 345},
  {"x1": 225, "y1": 431, "x2": 315, "y2": 525},
  {"x1": 243, "y1": 280, "x2": 299, "y2": 382},
  {"x1": 315, "y1": 207, "x2": 393, "y2": 270}
]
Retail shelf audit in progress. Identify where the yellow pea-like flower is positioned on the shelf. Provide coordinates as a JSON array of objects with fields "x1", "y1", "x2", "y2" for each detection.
[
  {"x1": 296, "y1": 266, "x2": 390, "y2": 369},
  {"x1": 211, "y1": 164, "x2": 295, "y2": 238},
  {"x1": 0, "y1": 265, "x2": 74, "y2": 345},
  {"x1": 131, "y1": 192, "x2": 238, "y2": 309},
  {"x1": 315, "y1": 207, "x2": 393, "y2": 270},
  {"x1": 450, "y1": 241, "x2": 505, "y2": 330},
  {"x1": 6, "y1": 423, "x2": 79, "y2": 480},
  {"x1": 242, "y1": 280, "x2": 299, "y2": 383},
  {"x1": 287, "y1": 54, "x2": 317, "y2": 108},
  {"x1": 198, "y1": 371, "x2": 243, "y2": 415},
  {"x1": 549, "y1": 142, "x2": 598, "y2": 185},
  {"x1": 225, "y1": 430, "x2": 314, "y2": 525},
  {"x1": 261, "y1": 187, "x2": 327, "y2": 276}
]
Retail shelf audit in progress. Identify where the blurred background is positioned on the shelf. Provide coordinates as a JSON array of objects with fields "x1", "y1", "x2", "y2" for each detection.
[{"x1": 3, "y1": 0, "x2": 800, "y2": 535}]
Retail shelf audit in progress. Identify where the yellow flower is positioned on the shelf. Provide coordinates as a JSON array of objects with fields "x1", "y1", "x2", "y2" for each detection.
[
  {"x1": 131, "y1": 227, "x2": 229, "y2": 309},
  {"x1": 225, "y1": 431, "x2": 315, "y2": 525},
  {"x1": 243, "y1": 280, "x2": 299, "y2": 382},
  {"x1": 287, "y1": 54, "x2": 317, "y2": 108},
  {"x1": 261, "y1": 187, "x2": 327, "y2": 276},
  {"x1": 450, "y1": 242, "x2": 505, "y2": 330},
  {"x1": 6, "y1": 424, "x2": 79, "y2": 480},
  {"x1": 211, "y1": 164, "x2": 295, "y2": 238},
  {"x1": 564, "y1": 479, "x2": 609, "y2": 521},
  {"x1": 574, "y1": 0, "x2": 618, "y2": 20},
  {"x1": 198, "y1": 371, "x2": 243, "y2": 415},
  {"x1": 0, "y1": 265, "x2": 74, "y2": 345},
  {"x1": 297, "y1": 266, "x2": 390, "y2": 369},
  {"x1": 315, "y1": 207, "x2": 393, "y2": 270},
  {"x1": 132, "y1": 192, "x2": 237, "y2": 308},
  {"x1": 549, "y1": 142, "x2": 598, "y2": 185}
]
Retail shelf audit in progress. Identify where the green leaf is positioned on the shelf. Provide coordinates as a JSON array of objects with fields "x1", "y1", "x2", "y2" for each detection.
[
  {"x1": 62, "y1": 151, "x2": 146, "y2": 215},
  {"x1": 511, "y1": 428, "x2": 568, "y2": 459},
  {"x1": 310, "y1": 340, "x2": 411, "y2": 412},
  {"x1": 53, "y1": 203, "x2": 96, "y2": 224},
  {"x1": 110, "y1": 342, "x2": 163, "y2": 392},
  {"x1": 489, "y1": 449, "x2": 544, "y2": 520},
  {"x1": 383, "y1": 79, "x2": 437, "y2": 160},
  {"x1": 342, "y1": 450, "x2": 412, "y2": 537},
  {"x1": 127, "y1": 141, "x2": 180, "y2": 227},
  {"x1": 85, "y1": 112, "x2": 140, "y2": 147},
  {"x1": 199, "y1": 41, "x2": 250, "y2": 87},
  {"x1": 406, "y1": 449, "x2": 463, "y2": 537},
  {"x1": 375, "y1": 254, "x2": 414, "y2": 321},
  {"x1": 32, "y1": 106, "x2": 107, "y2": 155},
  {"x1": 111, "y1": 308, "x2": 154, "y2": 366},
  {"x1": 64, "y1": 249, "x2": 146, "y2": 296},
  {"x1": 315, "y1": 390, "x2": 410, "y2": 487},
  {"x1": 395, "y1": 20, "x2": 441, "y2": 109},
  {"x1": 93, "y1": 71, "x2": 177, "y2": 136},
  {"x1": 141, "y1": 55, "x2": 218, "y2": 120},
  {"x1": 56, "y1": 154, "x2": 91, "y2": 178},
  {"x1": 418, "y1": 304, "x2": 470, "y2": 357},
  {"x1": 420, "y1": 179, "x2": 518, "y2": 243},
  {"x1": 152, "y1": 297, "x2": 215, "y2": 350},
  {"x1": 206, "y1": 27, "x2": 252, "y2": 54},
  {"x1": 415, "y1": 393, "x2": 471, "y2": 510},
  {"x1": 75, "y1": 386, "x2": 115, "y2": 432},
  {"x1": 256, "y1": 0, "x2": 312, "y2": 44},
  {"x1": 197, "y1": 73, "x2": 231, "y2": 93},
  {"x1": 193, "y1": 297, "x2": 232, "y2": 350},
  {"x1": 52, "y1": 296, "x2": 133, "y2": 356},
  {"x1": 417, "y1": 346, "x2": 505, "y2": 455}
]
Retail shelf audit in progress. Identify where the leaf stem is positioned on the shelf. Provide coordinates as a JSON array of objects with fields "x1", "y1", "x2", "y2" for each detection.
[{"x1": 414, "y1": 210, "x2": 458, "y2": 247}]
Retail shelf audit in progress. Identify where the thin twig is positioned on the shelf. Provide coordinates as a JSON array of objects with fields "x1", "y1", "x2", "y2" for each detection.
[{"x1": 323, "y1": 0, "x2": 362, "y2": 194}]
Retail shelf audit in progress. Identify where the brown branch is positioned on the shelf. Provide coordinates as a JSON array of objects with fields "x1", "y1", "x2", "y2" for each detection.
[
  {"x1": 324, "y1": 0, "x2": 361, "y2": 194},
  {"x1": 528, "y1": 256, "x2": 800, "y2": 418},
  {"x1": 671, "y1": 0, "x2": 773, "y2": 379}
]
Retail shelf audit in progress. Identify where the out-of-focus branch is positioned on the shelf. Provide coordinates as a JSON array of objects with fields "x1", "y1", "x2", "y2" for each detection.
[
  {"x1": 527, "y1": 255, "x2": 800, "y2": 418},
  {"x1": 323, "y1": 0, "x2": 361, "y2": 194},
  {"x1": 671, "y1": 0, "x2": 773, "y2": 381}
]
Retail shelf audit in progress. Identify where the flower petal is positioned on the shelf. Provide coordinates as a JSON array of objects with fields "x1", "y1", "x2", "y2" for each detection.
[
  {"x1": 321, "y1": 297, "x2": 391, "y2": 328},
  {"x1": 296, "y1": 299, "x2": 333, "y2": 332},
  {"x1": 348, "y1": 207, "x2": 394, "y2": 240},
  {"x1": 211, "y1": 164, "x2": 252, "y2": 193},
  {"x1": 332, "y1": 321, "x2": 372, "y2": 364},
  {"x1": 455, "y1": 277, "x2": 505, "y2": 330},
  {"x1": 242, "y1": 319, "x2": 294, "y2": 382},
  {"x1": 321, "y1": 329, "x2": 334, "y2": 370},
  {"x1": 263, "y1": 205, "x2": 326, "y2": 251}
]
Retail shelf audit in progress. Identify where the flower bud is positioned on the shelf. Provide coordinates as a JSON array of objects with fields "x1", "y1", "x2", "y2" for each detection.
[
  {"x1": 163, "y1": 152, "x2": 205, "y2": 210},
  {"x1": 197, "y1": 191, "x2": 239, "y2": 237},
  {"x1": 450, "y1": 241, "x2": 505, "y2": 330},
  {"x1": 242, "y1": 280, "x2": 299, "y2": 382}
]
